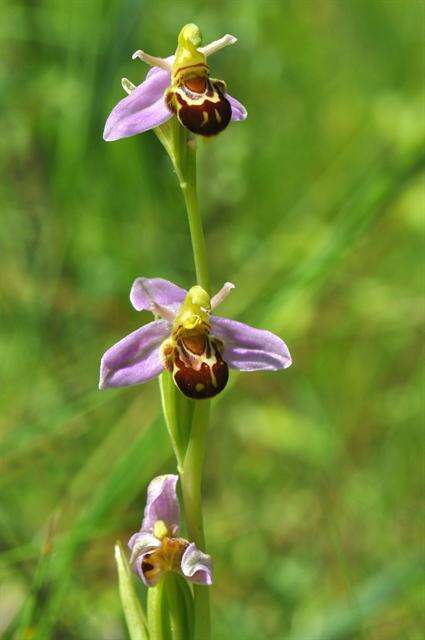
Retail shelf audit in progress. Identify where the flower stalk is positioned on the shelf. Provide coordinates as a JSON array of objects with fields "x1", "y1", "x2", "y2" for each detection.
[
  {"x1": 175, "y1": 131, "x2": 210, "y2": 294},
  {"x1": 158, "y1": 120, "x2": 212, "y2": 639},
  {"x1": 164, "y1": 573, "x2": 194, "y2": 640},
  {"x1": 147, "y1": 579, "x2": 169, "y2": 640},
  {"x1": 180, "y1": 403, "x2": 211, "y2": 639}
]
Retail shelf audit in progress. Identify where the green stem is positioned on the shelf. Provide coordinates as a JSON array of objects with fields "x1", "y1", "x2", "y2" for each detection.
[
  {"x1": 147, "y1": 579, "x2": 171, "y2": 640},
  {"x1": 164, "y1": 573, "x2": 194, "y2": 640},
  {"x1": 155, "y1": 120, "x2": 210, "y2": 292},
  {"x1": 174, "y1": 127, "x2": 211, "y2": 640},
  {"x1": 181, "y1": 402, "x2": 210, "y2": 548},
  {"x1": 174, "y1": 127, "x2": 210, "y2": 293},
  {"x1": 155, "y1": 121, "x2": 212, "y2": 640},
  {"x1": 181, "y1": 402, "x2": 211, "y2": 640},
  {"x1": 180, "y1": 175, "x2": 210, "y2": 294}
]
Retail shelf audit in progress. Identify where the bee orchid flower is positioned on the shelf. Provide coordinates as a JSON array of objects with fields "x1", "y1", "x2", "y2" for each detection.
[
  {"x1": 99, "y1": 277, "x2": 292, "y2": 399},
  {"x1": 104, "y1": 23, "x2": 247, "y2": 141},
  {"x1": 129, "y1": 474, "x2": 212, "y2": 586}
]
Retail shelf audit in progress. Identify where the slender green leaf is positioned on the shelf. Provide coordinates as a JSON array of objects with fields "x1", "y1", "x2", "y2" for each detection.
[{"x1": 115, "y1": 542, "x2": 149, "y2": 640}]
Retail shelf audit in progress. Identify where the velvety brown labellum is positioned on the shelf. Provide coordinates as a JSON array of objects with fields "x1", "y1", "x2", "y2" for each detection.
[
  {"x1": 163, "y1": 334, "x2": 229, "y2": 399},
  {"x1": 165, "y1": 78, "x2": 232, "y2": 137}
]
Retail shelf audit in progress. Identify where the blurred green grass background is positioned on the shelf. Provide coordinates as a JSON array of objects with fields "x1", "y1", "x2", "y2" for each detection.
[{"x1": 1, "y1": 0, "x2": 424, "y2": 638}]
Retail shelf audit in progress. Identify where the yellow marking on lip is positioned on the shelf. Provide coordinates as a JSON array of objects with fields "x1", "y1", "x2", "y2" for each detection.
[
  {"x1": 201, "y1": 111, "x2": 209, "y2": 127},
  {"x1": 195, "y1": 383, "x2": 205, "y2": 392},
  {"x1": 210, "y1": 363, "x2": 218, "y2": 388},
  {"x1": 214, "y1": 108, "x2": 222, "y2": 123}
]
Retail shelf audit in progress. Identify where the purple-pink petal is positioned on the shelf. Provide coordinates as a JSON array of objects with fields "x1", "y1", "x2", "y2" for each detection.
[
  {"x1": 103, "y1": 68, "x2": 172, "y2": 141},
  {"x1": 128, "y1": 531, "x2": 162, "y2": 586},
  {"x1": 104, "y1": 96, "x2": 171, "y2": 141},
  {"x1": 134, "y1": 550, "x2": 161, "y2": 587},
  {"x1": 99, "y1": 319, "x2": 169, "y2": 389},
  {"x1": 130, "y1": 277, "x2": 187, "y2": 313},
  {"x1": 227, "y1": 94, "x2": 248, "y2": 121},
  {"x1": 211, "y1": 316, "x2": 292, "y2": 371},
  {"x1": 141, "y1": 474, "x2": 180, "y2": 535},
  {"x1": 128, "y1": 531, "x2": 160, "y2": 556},
  {"x1": 181, "y1": 543, "x2": 213, "y2": 585}
]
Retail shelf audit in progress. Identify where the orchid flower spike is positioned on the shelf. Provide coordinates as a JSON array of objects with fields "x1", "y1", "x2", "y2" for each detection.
[
  {"x1": 99, "y1": 277, "x2": 292, "y2": 400},
  {"x1": 104, "y1": 24, "x2": 247, "y2": 141},
  {"x1": 128, "y1": 475, "x2": 212, "y2": 586}
]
